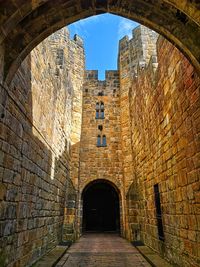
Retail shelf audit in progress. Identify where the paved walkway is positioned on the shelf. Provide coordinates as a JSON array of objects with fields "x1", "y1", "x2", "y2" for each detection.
[{"x1": 56, "y1": 233, "x2": 151, "y2": 267}]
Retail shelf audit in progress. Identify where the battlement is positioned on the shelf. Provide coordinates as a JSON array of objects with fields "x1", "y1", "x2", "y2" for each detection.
[
  {"x1": 119, "y1": 25, "x2": 158, "y2": 74},
  {"x1": 85, "y1": 70, "x2": 119, "y2": 81},
  {"x1": 105, "y1": 70, "x2": 119, "y2": 79},
  {"x1": 85, "y1": 70, "x2": 98, "y2": 80},
  {"x1": 84, "y1": 69, "x2": 119, "y2": 97},
  {"x1": 73, "y1": 34, "x2": 84, "y2": 47},
  {"x1": 119, "y1": 35, "x2": 129, "y2": 50}
]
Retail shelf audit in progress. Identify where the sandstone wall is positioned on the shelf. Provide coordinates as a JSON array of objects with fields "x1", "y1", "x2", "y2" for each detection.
[
  {"x1": 77, "y1": 70, "x2": 125, "y2": 234},
  {"x1": 118, "y1": 25, "x2": 158, "y2": 239},
  {"x1": 0, "y1": 28, "x2": 84, "y2": 267},
  {"x1": 128, "y1": 37, "x2": 200, "y2": 266},
  {"x1": 80, "y1": 70, "x2": 123, "y2": 189},
  {"x1": 0, "y1": 21, "x2": 199, "y2": 267}
]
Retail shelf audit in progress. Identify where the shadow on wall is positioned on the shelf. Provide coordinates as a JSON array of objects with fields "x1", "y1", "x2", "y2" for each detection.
[
  {"x1": 126, "y1": 180, "x2": 141, "y2": 242},
  {"x1": 0, "y1": 48, "x2": 75, "y2": 266},
  {"x1": 127, "y1": 37, "x2": 200, "y2": 266},
  {"x1": 65, "y1": 141, "x2": 81, "y2": 242}
]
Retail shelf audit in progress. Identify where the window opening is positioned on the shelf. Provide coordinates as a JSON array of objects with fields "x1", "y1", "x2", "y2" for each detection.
[
  {"x1": 98, "y1": 125, "x2": 103, "y2": 131},
  {"x1": 154, "y1": 184, "x2": 164, "y2": 241},
  {"x1": 97, "y1": 135, "x2": 101, "y2": 147},
  {"x1": 98, "y1": 92, "x2": 104, "y2": 96},
  {"x1": 96, "y1": 102, "x2": 104, "y2": 119},
  {"x1": 97, "y1": 135, "x2": 107, "y2": 147},
  {"x1": 102, "y1": 135, "x2": 107, "y2": 146}
]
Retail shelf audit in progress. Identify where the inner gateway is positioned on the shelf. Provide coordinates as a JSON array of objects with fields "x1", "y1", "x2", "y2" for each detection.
[{"x1": 82, "y1": 181, "x2": 120, "y2": 232}]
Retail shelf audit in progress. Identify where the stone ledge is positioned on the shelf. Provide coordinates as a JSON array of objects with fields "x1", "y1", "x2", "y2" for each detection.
[
  {"x1": 134, "y1": 246, "x2": 172, "y2": 267},
  {"x1": 32, "y1": 245, "x2": 69, "y2": 267}
]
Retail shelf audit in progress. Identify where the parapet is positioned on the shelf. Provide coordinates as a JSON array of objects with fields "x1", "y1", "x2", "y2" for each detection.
[
  {"x1": 105, "y1": 70, "x2": 119, "y2": 80},
  {"x1": 84, "y1": 70, "x2": 119, "y2": 82},
  {"x1": 119, "y1": 35, "x2": 129, "y2": 51},
  {"x1": 85, "y1": 70, "x2": 98, "y2": 80},
  {"x1": 73, "y1": 34, "x2": 84, "y2": 47},
  {"x1": 118, "y1": 25, "x2": 158, "y2": 75}
]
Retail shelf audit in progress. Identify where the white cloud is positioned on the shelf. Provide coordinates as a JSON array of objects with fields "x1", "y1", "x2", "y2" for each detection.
[
  {"x1": 68, "y1": 14, "x2": 139, "y2": 41},
  {"x1": 69, "y1": 15, "x2": 102, "y2": 39},
  {"x1": 118, "y1": 18, "x2": 138, "y2": 39}
]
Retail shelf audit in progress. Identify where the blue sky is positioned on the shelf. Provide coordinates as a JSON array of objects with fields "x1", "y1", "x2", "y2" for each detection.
[{"x1": 68, "y1": 14, "x2": 138, "y2": 80}]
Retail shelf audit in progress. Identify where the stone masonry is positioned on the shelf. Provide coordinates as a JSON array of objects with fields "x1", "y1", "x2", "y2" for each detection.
[
  {"x1": 128, "y1": 37, "x2": 200, "y2": 267},
  {"x1": 118, "y1": 26, "x2": 158, "y2": 241},
  {"x1": 0, "y1": 24, "x2": 199, "y2": 267},
  {"x1": 77, "y1": 70, "x2": 124, "y2": 236},
  {"x1": 0, "y1": 28, "x2": 85, "y2": 267}
]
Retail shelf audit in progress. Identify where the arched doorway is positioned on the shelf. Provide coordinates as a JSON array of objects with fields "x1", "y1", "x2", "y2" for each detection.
[{"x1": 82, "y1": 180, "x2": 120, "y2": 232}]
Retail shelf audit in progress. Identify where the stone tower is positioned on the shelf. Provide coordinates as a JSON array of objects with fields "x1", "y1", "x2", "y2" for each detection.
[{"x1": 0, "y1": 22, "x2": 199, "y2": 267}]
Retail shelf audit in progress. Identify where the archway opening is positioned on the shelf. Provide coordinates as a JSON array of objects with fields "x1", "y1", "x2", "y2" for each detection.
[{"x1": 82, "y1": 181, "x2": 120, "y2": 232}]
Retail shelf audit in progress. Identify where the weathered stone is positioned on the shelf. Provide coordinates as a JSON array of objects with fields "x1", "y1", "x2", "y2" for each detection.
[{"x1": 0, "y1": 20, "x2": 199, "y2": 267}]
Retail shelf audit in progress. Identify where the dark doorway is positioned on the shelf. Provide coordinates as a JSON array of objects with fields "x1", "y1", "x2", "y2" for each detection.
[{"x1": 82, "y1": 181, "x2": 120, "y2": 232}]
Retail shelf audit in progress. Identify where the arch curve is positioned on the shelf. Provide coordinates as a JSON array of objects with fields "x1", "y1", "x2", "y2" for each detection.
[
  {"x1": 0, "y1": 0, "x2": 200, "y2": 84},
  {"x1": 81, "y1": 178, "x2": 121, "y2": 197},
  {"x1": 82, "y1": 179, "x2": 121, "y2": 232}
]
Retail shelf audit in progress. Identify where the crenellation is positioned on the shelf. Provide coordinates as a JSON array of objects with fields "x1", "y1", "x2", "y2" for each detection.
[
  {"x1": 73, "y1": 34, "x2": 84, "y2": 47},
  {"x1": 0, "y1": 22, "x2": 199, "y2": 267},
  {"x1": 85, "y1": 70, "x2": 99, "y2": 80},
  {"x1": 119, "y1": 25, "x2": 158, "y2": 78}
]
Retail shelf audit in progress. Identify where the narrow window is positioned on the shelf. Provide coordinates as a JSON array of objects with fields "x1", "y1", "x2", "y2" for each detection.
[
  {"x1": 97, "y1": 135, "x2": 101, "y2": 147},
  {"x1": 102, "y1": 135, "x2": 107, "y2": 147},
  {"x1": 154, "y1": 184, "x2": 164, "y2": 241},
  {"x1": 100, "y1": 102, "x2": 104, "y2": 119},
  {"x1": 96, "y1": 102, "x2": 99, "y2": 119},
  {"x1": 96, "y1": 102, "x2": 104, "y2": 119},
  {"x1": 101, "y1": 110, "x2": 104, "y2": 119},
  {"x1": 98, "y1": 91, "x2": 104, "y2": 96}
]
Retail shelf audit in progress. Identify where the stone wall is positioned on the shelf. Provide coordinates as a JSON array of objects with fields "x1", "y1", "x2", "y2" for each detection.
[
  {"x1": 80, "y1": 70, "x2": 123, "y2": 190},
  {"x1": 0, "y1": 21, "x2": 199, "y2": 267},
  {"x1": 118, "y1": 25, "x2": 158, "y2": 240},
  {"x1": 77, "y1": 70, "x2": 124, "y2": 234},
  {"x1": 0, "y1": 28, "x2": 85, "y2": 267},
  {"x1": 127, "y1": 37, "x2": 200, "y2": 266}
]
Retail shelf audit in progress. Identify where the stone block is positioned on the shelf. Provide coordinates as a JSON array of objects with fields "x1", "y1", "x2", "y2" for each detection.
[{"x1": 3, "y1": 169, "x2": 14, "y2": 183}]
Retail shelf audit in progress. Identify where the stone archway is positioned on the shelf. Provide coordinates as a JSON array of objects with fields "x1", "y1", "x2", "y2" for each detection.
[
  {"x1": 81, "y1": 180, "x2": 121, "y2": 233},
  {"x1": 0, "y1": 1, "x2": 200, "y2": 83}
]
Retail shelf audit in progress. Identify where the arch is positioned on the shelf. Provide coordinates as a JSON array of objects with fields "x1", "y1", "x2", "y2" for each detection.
[
  {"x1": 82, "y1": 179, "x2": 121, "y2": 232},
  {"x1": 82, "y1": 179, "x2": 121, "y2": 197},
  {"x1": 0, "y1": 1, "x2": 200, "y2": 84}
]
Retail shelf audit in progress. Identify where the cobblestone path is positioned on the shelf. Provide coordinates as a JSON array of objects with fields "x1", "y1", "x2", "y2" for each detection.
[{"x1": 56, "y1": 233, "x2": 151, "y2": 267}]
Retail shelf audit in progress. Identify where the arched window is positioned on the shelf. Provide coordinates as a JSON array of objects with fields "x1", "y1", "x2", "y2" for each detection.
[
  {"x1": 97, "y1": 135, "x2": 101, "y2": 147},
  {"x1": 96, "y1": 102, "x2": 104, "y2": 119},
  {"x1": 102, "y1": 135, "x2": 107, "y2": 147},
  {"x1": 100, "y1": 102, "x2": 104, "y2": 119},
  {"x1": 96, "y1": 102, "x2": 99, "y2": 119},
  {"x1": 101, "y1": 109, "x2": 104, "y2": 118}
]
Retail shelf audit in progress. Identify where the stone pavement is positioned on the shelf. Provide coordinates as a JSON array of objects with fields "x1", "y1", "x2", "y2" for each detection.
[{"x1": 56, "y1": 233, "x2": 151, "y2": 267}]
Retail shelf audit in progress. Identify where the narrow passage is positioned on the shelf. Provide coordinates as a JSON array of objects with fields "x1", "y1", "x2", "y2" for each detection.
[{"x1": 56, "y1": 233, "x2": 150, "y2": 267}]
